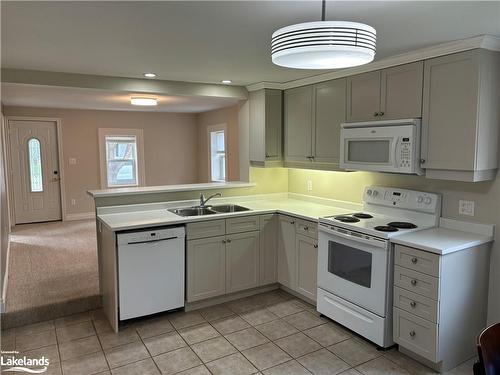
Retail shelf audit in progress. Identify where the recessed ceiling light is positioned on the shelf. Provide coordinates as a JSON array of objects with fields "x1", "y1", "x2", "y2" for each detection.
[
  {"x1": 221, "y1": 80, "x2": 232, "y2": 84},
  {"x1": 131, "y1": 97, "x2": 157, "y2": 106},
  {"x1": 143, "y1": 73, "x2": 157, "y2": 78}
]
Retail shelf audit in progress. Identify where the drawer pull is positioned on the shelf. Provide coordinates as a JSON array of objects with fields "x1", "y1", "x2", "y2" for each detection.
[
  {"x1": 411, "y1": 279, "x2": 418, "y2": 286},
  {"x1": 409, "y1": 330, "x2": 416, "y2": 338},
  {"x1": 313, "y1": 244, "x2": 318, "y2": 248},
  {"x1": 304, "y1": 226, "x2": 309, "y2": 231},
  {"x1": 290, "y1": 221, "x2": 295, "y2": 225},
  {"x1": 410, "y1": 301, "x2": 417, "y2": 308},
  {"x1": 411, "y1": 257, "x2": 418, "y2": 264}
]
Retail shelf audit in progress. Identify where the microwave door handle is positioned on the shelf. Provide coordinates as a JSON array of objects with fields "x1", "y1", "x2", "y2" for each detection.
[{"x1": 394, "y1": 137, "x2": 401, "y2": 168}]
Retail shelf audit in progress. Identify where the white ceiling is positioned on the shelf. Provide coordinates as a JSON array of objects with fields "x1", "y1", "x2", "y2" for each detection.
[
  {"x1": 1, "y1": 83, "x2": 240, "y2": 113},
  {"x1": 2, "y1": 1, "x2": 500, "y2": 86}
]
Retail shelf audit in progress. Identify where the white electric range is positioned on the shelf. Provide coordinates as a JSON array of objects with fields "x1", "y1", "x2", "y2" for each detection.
[{"x1": 317, "y1": 186, "x2": 441, "y2": 348}]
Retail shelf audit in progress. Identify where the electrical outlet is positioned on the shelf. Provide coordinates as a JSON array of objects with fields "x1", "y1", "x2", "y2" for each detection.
[
  {"x1": 71, "y1": 199, "x2": 76, "y2": 206},
  {"x1": 459, "y1": 200, "x2": 475, "y2": 216},
  {"x1": 307, "y1": 179, "x2": 313, "y2": 192}
]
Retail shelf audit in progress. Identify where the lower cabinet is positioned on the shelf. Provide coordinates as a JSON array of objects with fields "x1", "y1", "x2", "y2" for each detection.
[
  {"x1": 296, "y1": 234, "x2": 318, "y2": 301},
  {"x1": 187, "y1": 236, "x2": 226, "y2": 302},
  {"x1": 277, "y1": 215, "x2": 297, "y2": 289},
  {"x1": 259, "y1": 214, "x2": 278, "y2": 285},
  {"x1": 226, "y1": 231, "x2": 260, "y2": 293}
]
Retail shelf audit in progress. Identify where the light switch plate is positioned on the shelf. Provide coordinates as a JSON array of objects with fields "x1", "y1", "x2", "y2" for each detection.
[
  {"x1": 69, "y1": 158, "x2": 77, "y2": 165},
  {"x1": 459, "y1": 200, "x2": 475, "y2": 216}
]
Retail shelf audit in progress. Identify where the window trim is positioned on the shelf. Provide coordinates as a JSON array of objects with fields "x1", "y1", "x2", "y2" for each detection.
[
  {"x1": 98, "y1": 128, "x2": 146, "y2": 189},
  {"x1": 207, "y1": 124, "x2": 228, "y2": 183}
]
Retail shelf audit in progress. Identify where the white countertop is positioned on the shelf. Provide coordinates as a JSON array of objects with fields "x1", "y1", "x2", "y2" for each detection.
[
  {"x1": 87, "y1": 181, "x2": 256, "y2": 198},
  {"x1": 392, "y1": 218, "x2": 494, "y2": 255},
  {"x1": 96, "y1": 194, "x2": 360, "y2": 231}
]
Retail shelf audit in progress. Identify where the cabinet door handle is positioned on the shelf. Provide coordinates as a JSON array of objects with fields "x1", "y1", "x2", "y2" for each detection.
[
  {"x1": 409, "y1": 330, "x2": 416, "y2": 337},
  {"x1": 379, "y1": 111, "x2": 384, "y2": 116},
  {"x1": 411, "y1": 257, "x2": 418, "y2": 264},
  {"x1": 222, "y1": 239, "x2": 226, "y2": 244},
  {"x1": 226, "y1": 239, "x2": 232, "y2": 243},
  {"x1": 313, "y1": 244, "x2": 318, "y2": 248},
  {"x1": 374, "y1": 112, "x2": 379, "y2": 117},
  {"x1": 304, "y1": 226, "x2": 309, "y2": 231},
  {"x1": 290, "y1": 221, "x2": 295, "y2": 225},
  {"x1": 410, "y1": 301, "x2": 417, "y2": 308},
  {"x1": 411, "y1": 279, "x2": 418, "y2": 286},
  {"x1": 420, "y1": 159, "x2": 426, "y2": 164}
]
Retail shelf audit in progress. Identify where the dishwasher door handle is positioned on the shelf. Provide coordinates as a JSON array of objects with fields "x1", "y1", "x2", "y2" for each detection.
[{"x1": 127, "y1": 236, "x2": 178, "y2": 245}]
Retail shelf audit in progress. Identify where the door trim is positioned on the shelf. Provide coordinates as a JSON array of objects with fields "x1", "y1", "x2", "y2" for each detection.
[{"x1": 5, "y1": 116, "x2": 67, "y2": 222}]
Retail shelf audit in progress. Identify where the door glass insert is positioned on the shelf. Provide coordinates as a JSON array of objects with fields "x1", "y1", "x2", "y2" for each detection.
[
  {"x1": 28, "y1": 138, "x2": 43, "y2": 192},
  {"x1": 347, "y1": 139, "x2": 391, "y2": 163},
  {"x1": 328, "y1": 241, "x2": 372, "y2": 288}
]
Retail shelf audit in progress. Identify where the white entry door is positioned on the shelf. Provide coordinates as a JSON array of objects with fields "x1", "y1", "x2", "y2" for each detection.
[{"x1": 8, "y1": 120, "x2": 62, "y2": 224}]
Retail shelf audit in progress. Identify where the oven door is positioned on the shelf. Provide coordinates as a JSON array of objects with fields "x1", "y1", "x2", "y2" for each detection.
[{"x1": 318, "y1": 225, "x2": 390, "y2": 317}]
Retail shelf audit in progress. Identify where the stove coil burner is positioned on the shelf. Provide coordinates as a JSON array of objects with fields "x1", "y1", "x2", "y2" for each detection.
[
  {"x1": 387, "y1": 222, "x2": 418, "y2": 229},
  {"x1": 374, "y1": 225, "x2": 399, "y2": 232},
  {"x1": 352, "y1": 213, "x2": 373, "y2": 219},
  {"x1": 334, "y1": 215, "x2": 360, "y2": 223}
]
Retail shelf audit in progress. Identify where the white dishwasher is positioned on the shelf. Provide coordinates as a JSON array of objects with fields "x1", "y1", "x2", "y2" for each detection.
[{"x1": 117, "y1": 226, "x2": 185, "y2": 320}]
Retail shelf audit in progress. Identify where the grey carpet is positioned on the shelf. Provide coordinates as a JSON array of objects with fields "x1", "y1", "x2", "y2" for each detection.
[{"x1": 2, "y1": 219, "x2": 101, "y2": 329}]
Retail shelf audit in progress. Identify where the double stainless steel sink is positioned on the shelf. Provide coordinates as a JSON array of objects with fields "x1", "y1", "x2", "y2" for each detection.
[{"x1": 168, "y1": 204, "x2": 251, "y2": 217}]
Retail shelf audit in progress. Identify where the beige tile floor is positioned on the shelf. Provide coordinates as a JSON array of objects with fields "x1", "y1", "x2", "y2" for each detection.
[{"x1": 0, "y1": 290, "x2": 475, "y2": 375}]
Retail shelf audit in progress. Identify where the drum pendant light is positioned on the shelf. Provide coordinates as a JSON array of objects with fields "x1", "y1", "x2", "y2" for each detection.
[{"x1": 271, "y1": 0, "x2": 376, "y2": 69}]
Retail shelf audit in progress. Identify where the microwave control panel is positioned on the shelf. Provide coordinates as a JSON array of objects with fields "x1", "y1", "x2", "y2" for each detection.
[{"x1": 399, "y1": 137, "x2": 412, "y2": 168}]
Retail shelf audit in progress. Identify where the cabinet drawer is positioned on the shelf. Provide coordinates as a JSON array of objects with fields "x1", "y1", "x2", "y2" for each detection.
[
  {"x1": 226, "y1": 215, "x2": 260, "y2": 234},
  {"x1": 187, "y1": 220, "x2": 225, "y2": 240},
  {"x1": 394, "y1": 265, "x2": 439, "y2": 300},
  {"x1": 295, "y1": 219, "x2": 318, "y2": 239},
  {"x1": 394, "y1": 286, "x2": 439, "y2": 323},
  {"x1": 395, "y1": 245, "x2": 440, "y2": 277},
  {"x1": 394, "y1": 307, "x2": 438, "y2": 362}
]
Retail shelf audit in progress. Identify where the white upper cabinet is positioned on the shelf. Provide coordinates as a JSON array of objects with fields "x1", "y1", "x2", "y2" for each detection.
[
  {"x1": 346, "y1": 61, "x2": 423, "y2": 122},
  {"x1": 250, "y1": 89, "x2": 283, "y2": 167},
  {"x1": 284, "y1": 85, "x2": 314, "y2": 163},
  {"x1": 313, "y1": 78, "x2": 346, "y2": 167},
  {"x1": 284, "y1": 79, "x2": 346, "y2": 169},
  {"x1": 421, "y1": 49, "x2": 500, "y2": 181}
]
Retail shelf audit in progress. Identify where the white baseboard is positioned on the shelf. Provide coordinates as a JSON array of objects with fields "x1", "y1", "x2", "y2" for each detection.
[
  {"x1": 65, "y1": 212, "x2": 95, "y2": 221},
  {"x1": 2, "y1": 238, "x2": 10, "y2": 314}
]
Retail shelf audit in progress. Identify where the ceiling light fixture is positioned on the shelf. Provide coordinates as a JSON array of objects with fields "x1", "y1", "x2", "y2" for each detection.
[
  {"x1": 143, "y1": 72, "x2": 157, "y2": 78},
  {"x1": 130, "y1": 97, "x2": 157, "y2": 106},
  {"x1": 221, "y1": 80, "x2": 232, "y2": 84},
  {"x1": 271, "y1": 0, "x2": 376, "y2": 69}
]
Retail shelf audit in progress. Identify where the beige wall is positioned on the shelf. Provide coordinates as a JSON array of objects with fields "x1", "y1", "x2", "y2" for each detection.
[
  {"x1": 197, "y1": 105, "x2": 240, "y2": 182},
  {"x1": 4, "y1": 107, "x2": 200, "y2": 215},
  {"x1": 288, "y1": 168, "x2": 500, "y2": 323},
  {"x1": 1, "y1": 109, "x2": 10, "y2": 303}
]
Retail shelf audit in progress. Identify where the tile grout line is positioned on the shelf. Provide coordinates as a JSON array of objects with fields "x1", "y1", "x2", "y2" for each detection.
[{"x1": 90, "y1": 318, "x2": 112, "y2": 374}]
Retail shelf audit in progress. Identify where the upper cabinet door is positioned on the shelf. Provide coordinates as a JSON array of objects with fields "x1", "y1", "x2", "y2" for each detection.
[
  {"x1": 284, "y1": 85, "x2": 313, "y2": 162},
  {"x1": 380, "y1": 61, "x2": 423, "y2": 120},
  {"x1": 313, "y1": 79, "x2": 346, "y2": 165},
  {"x1": 422, "y1": 51, "x2": 479, "y2": 172},
  {"x1": 346, "y1": 70, "x2": 381, "y2": 122},
  {"x1": 264, "y1": 90, "x2": 283, "y2": 160}
]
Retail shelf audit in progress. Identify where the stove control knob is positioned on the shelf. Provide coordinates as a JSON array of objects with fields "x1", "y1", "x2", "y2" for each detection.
[
  {"x1": 424, "y1": 197, "x2": 432, "y2": 205},
  {"x1": 372, "y1": 190, "x2": 379, "y2": 197},
  {"x1": 367, "y1": 189, "x2": 372, "y2": 196},
  {"x1": 417, "y1": 196, "x2": 424, "y2": 203}
]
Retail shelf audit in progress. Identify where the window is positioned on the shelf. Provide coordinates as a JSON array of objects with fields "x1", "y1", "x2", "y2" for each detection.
[
  {"x1": 98, "y1": 129, "x2": 145, "y2": 188},
  {"x1": 28, "y1": 138, "x2": 43, "y2": 192},
  {"x1": 210, "y1": 129, "x2": 226, "y2": 182}
]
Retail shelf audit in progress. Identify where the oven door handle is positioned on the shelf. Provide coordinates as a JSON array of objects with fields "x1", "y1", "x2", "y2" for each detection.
[{"x1": 319, "y1": 226, "x2": 387, "y2": 248}]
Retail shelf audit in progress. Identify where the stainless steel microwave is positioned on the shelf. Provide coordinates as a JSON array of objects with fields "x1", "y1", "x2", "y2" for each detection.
[{"x1": 340, "y1": 118, "x2": 423, "y2": 175}]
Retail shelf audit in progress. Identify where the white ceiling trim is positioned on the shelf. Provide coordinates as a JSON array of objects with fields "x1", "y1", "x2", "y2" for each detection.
[{"x1": 246, "y1": 34, "x2": 500, "y2": 91}]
